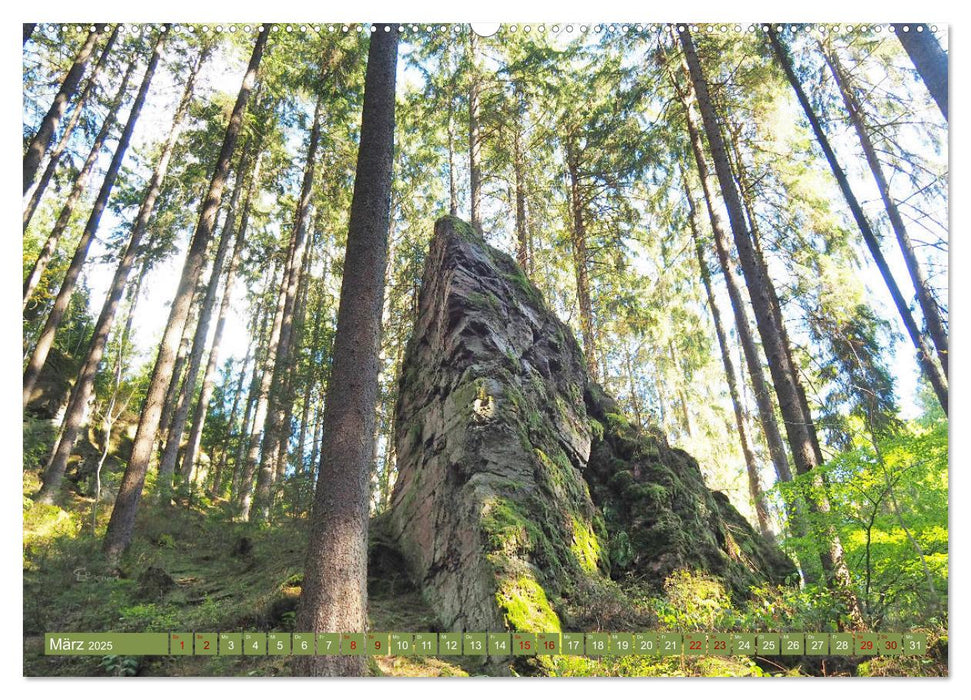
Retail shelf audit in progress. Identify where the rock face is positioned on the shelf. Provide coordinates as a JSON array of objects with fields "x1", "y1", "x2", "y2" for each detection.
[{"x1": 386, "y1": 217, "x2": 794, "y2": 637}]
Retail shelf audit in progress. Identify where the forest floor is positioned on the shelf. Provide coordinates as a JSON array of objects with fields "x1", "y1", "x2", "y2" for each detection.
[
  {"x1": 23, "y1": 467, "x2": 474, "y2": 678},
  {"x1": 22, "y1": 466, "x2": 947, "y2": 678}
]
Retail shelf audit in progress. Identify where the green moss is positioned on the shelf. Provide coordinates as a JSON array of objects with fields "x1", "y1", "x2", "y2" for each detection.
[
  {"x1": 480, "y1": 498, "x2": 531, "y2": 555},
  {"x1": 502, "y1": 266, "x2": 545, "y2": 308},
  {"x1": 570, "y1": 516, "x2": 603, "y2": 575},
  {"x1": 442, "y1": 215, "x2": 478, "y2": 241},
  {"x1": 495, "y1": 573, "x2": 561, "y2": 632},
  {"x1": 466, "y1": 291, "x2": 501, "y2": 314},
  {"x1": 589, "y1": 418, "x2": 605, "y2": 442}
]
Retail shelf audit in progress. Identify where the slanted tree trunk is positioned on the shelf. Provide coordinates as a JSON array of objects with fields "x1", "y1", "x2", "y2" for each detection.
[
  {"x1": 158, "y1": 142, "x2": 256, "y2": 491},
  {"x1": 23, "y1": 23, "x2": 105, "y2": 193},
  {"x1": 824, "y1": 46, "x2": 948, "y2": 376},
  {"x1": 36, "y1": 46, "x2": 207, "y2": 503},
  {"x1": 682, "y1": 28, "x2": 860, "y2": 615},
  {"x1": 24, "y1": 25, "x2": 120, "y2": 230},
  {"x1": 23, "y1": 30, "x2": 166, "y2": 408},
  {"x1": 893, "y1": 24, "x2": 948, "y2": 121},
  {"x1": 238, "y1": 253, "x2": 289, "y2": 520},
  {"x1": 723, "y1": 122, "x2": 826, "y2": 467},
  {"x1": 687, "y1": 183, "x2": 773, "y2": 539},
  {"x1": 253, "y1": 94, "x2": 325, "y2": 521},
  {"x1": 182, "y1": 148, "x2": 264, "y2": 486},
  {"x1": 468, "y1": 30, "x2": 482, "y2": 231},
  {"x1": 24, "y1": 23, "x2": 36, "y2": 45},
  {"x1": 564, "y1": 138, "x2": 599, "y2": 382},
  {"x1": 103, "y1": 26, "x2": 269, "y2": 560},
  {"x1": 294, "y1": 24, "x2": 397, "y2": 677},
  {"x1": 769, "y1": 30, "x2": 947, "y2": 415},
  {"x1": 22, "y1": 57, "x2": 137, "y2": 311}
]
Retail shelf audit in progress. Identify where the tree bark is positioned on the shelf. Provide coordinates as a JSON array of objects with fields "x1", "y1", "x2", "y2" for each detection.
[
  {"x1": 683, "y1": 28, "x2": 860, "y2": 613},
  {"x1": 23, "y1": 29, "x2": 166, "y2": 408},
  {"x1": 513, "y1": 92, "x2": 529, "y2": 274},
  {"x1": 253, "y1": 93, "x2": 325, "y2": 521},
  {"x1": 182, "y1": 147, "x2": 264, "y2": 486},
  {"x1": 103, "y1": 26, "x2": 269, "y2": 560},
  {"x1": 22, "y1": 56, "x2": 136, "y2": 311},
  {"x1": 824, "y1": 46, "x2": 948, "y2": 377},
  {"x1": 294, "y1": 24, "x2": 397, "y2": 677},
  {"x1": 769, "y1": 30, "x2": 948, "y2": 415},
  {"x1": 37, "y1": 44, "x2": 207, "y2": 502},
  {"x1": 687, "y1": 185, "x2": 773, "y2": 539},
  {"x1": 159, "y1": 142, "x2": 256, "y2": 490},
  {"x1": 24, "y1": 23, "x2": 36, "y2": 45},
  {"x1": 565, "y1": 138, "x2": 599, "y2": 382},
  {"x1": 24, "y1": 25, "x2": 120, "y2": 230},
  {"x1": 24, "y1": 23, "x2": 105, "y2": 193},
  {"x1": 893, "y1": 24, "x2": 948, "y2": 121},
  {"x1": 468, "y1": 30, "x2": 482, "y2": 231}
]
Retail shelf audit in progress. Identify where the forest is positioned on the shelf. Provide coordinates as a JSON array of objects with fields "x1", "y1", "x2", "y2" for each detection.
[{"x1": 22, "y1": 22, "x2": 948, "y2": 678}]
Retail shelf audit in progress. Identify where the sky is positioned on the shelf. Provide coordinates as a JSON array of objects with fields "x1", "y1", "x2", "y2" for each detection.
[{"x1": 50, "y1": 22, "x2": 945, "y2": 424}]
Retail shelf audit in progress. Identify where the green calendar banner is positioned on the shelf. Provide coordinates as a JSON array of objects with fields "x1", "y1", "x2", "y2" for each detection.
[
  {"x1": 316, "y1": 633, "x2": 340, "y2": 655},
  {"x1": 342, "y1": 633, "x2": 365, "y2": 655},
  {"x1": 41, "y1": 631, "x2": 934, "y2": 658},
  {"x1": 44, "y1": 633, "x2": 169, "y2": 656},
  {"x1": 513, "y1": 632, "x2": 536, "y2": 656},
  {"x1": 268, "y1": 632, "x2": 291, "y2": 656},
  {"x1": 194, "y1": 632, "x2": 217, "y2": 656},
  {"x1": 635, "y1": 632, "x2": 660, "y2": 655},
  {"x1": 731, "y1": 633, "x2": 756, "y2": 656},
  {"x1": 487, "y1": 632, "x2": 510, "y2": 657},
  {"x1": 562, "y1": 633, "x2": 585, "y2": 656},
  {"x1": 805, "y1": 633, "x2": 829, "y2": 655},
  {"x1": 243, "y1": 632, "x2": 266, "y2": 656},
  {"x1": 292, "y1": 633, "x2": 314, "y2": 655},
  {"x1": 782, "y1": 633, "x2": 804, "y2": 656},
  {"x1": 709, "y1": 633, "x2": 731, "y2": 656},
  {"x1": 219, "y1": 633, "x2": 242, "y2": 656},
  {"x1": 464, "y1": 633, "x2": 487, "y2": 656},
  {"x1": 438, "y1": 632, "x2": 462, "y2": 655},
  {"x1": 536, "y1": 632, "x2": 560, "y2": 655},
  {"x1": 390, "y1": 633, "x2": 414, "y2": 655},
  {"x1": 367, "y1": 632, "x2": 390, "y2": 656},
  {"x1": 170, "y1": 632, "x2": 192, "y2": 656}
]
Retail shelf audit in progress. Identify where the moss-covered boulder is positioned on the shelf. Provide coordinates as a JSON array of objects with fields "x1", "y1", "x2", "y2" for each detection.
[
  {"x1": 583, "y1": 384, "x2": 796, "y2": 598},
  {"x1": 387, "y1": 216, "x2": 795, "y2": 643}
]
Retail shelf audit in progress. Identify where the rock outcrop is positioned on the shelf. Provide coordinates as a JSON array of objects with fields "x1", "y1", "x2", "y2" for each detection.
[{"x1": 386, "y1": 217, "x2": 795, "y2": 638}]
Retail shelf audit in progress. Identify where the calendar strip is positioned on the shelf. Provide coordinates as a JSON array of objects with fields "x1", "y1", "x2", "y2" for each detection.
[{"x1": 44, "y1": 631, "x2": 929, "y2": 657}]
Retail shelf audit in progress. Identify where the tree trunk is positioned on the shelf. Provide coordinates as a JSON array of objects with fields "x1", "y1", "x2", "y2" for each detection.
[
  {"x1": 24, "y1": 25, "x2": 120, "y2": 230},
  {"x1": 724, "y1": 122, "x2": 826, "y2": 467},
  {"x1": 22, "y1": 56, "x2": 137, "y2": 311},
  {"x1": 687, "y1": 186, "x2": 773, "y2": 539},
  {"x1": 24, "y1": 23, "x2": 36, "y2": 45},
  {"x1": 769, "y1": 30, "x2": 948, "y2": 414},
  {"x1": 824, "y1": 46, "x2": 948, "y2": 377},
  {"x1": 103, "y1": 26, "x2": 269, "y2": 560},
  {"x1": 513, "y1": 93, "x2": 529, "y2": 274},
  {"x1": 182, "y1": 147, "x2": 264, "y2": 486},
  {"x1": 238, "y1": 252, "x2": 289, "y2": 520},
  {"x1": 468, "y1": 30, "x2": 482, "y2": 231},
  {"x1": 23, "y1": 30, "x2": 166, "y2": 408},
  {"x1": 36, "y1": 45, "x2": 207, "y2": 502},
  {"x1": 565, "y1": 139, "x2": 599, "y2": 382},
  {"x1": 159, "y1": 141, "x2": 256, "y2": 490},
  {"x1": 683, "y1": 28, "x2": 860, "y2": 613},
  {"x1": 23, "y1": 23, "x2": 105, "y2": 193},
  {"x1": 294, "y1": 24, "x2": 397, "y2": 677},
  {"x1": 253, "y1": 93, "x2": 325, "y2": 521},
  {"x1": 893, "y1": 24, "x2": 948, "y2": 121}
]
